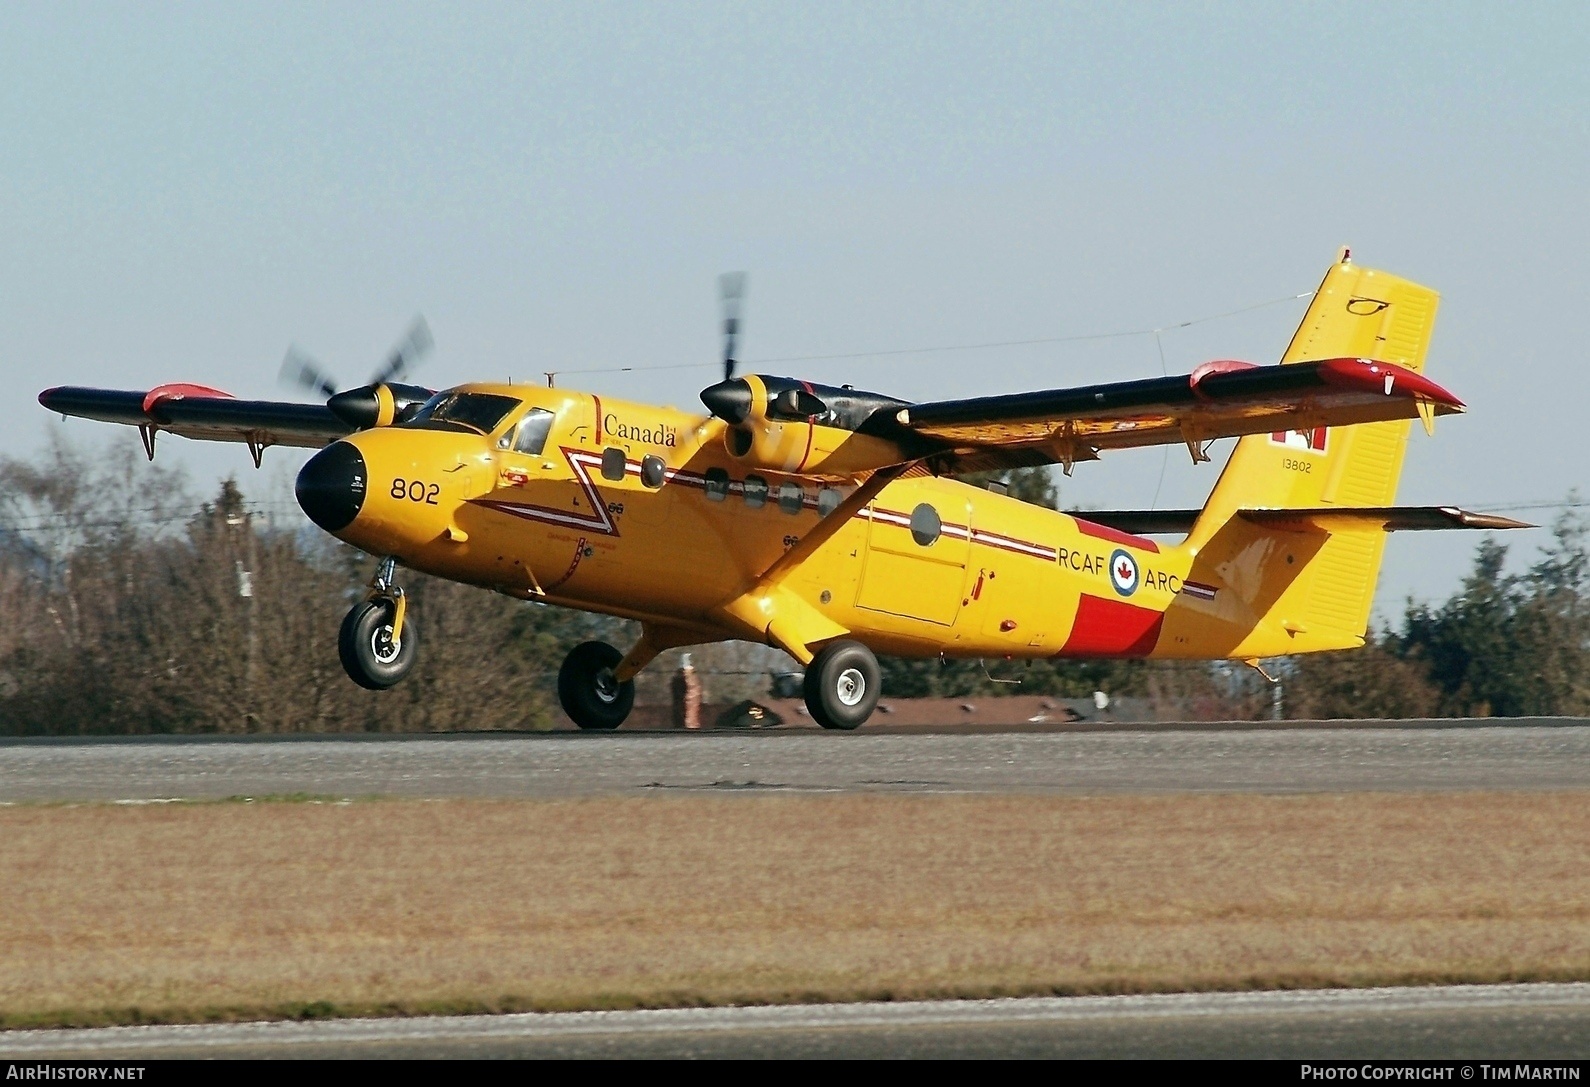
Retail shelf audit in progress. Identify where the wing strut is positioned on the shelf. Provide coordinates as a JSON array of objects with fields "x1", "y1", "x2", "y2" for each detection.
[
  {"x1": 757, "y1": 461, "x2": 916, "y2": 586},
  {"x1": 715, "y1": 462, "x2": 917, "y2": 665}
]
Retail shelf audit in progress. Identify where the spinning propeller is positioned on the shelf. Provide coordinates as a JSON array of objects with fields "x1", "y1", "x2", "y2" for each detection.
[
  {"x1": 719, "y1": 272, "x2": 746, "y2": 381},
  {"x1": 702, "y1": 271, "x2": 832, "y2": 427},
  {"x1": 279, "y1": 317, "x2": 435, "y2": 429}
]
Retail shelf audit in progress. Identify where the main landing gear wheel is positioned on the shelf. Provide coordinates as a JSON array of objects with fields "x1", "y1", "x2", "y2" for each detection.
[
  {"x1": 558, "y1": 641, "x2": 635, "y2": 731},
  {"x1": 803, "y1": 639, "x2": 882, "y2": 731},
  {"x1": 339, "y1": 598, "x2": 418, "y2": 690}
]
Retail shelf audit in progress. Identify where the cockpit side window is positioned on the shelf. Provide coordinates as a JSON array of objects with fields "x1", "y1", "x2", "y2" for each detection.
[
  {"x1": 601, "y1": 447, "x2": 627, "y2": 481},
  {"x1": 407, "y1": 392, "x2": 523, "y2": 435},
  {"x1": 511, "y1": 408, "x2": 555, "y2": 455}
]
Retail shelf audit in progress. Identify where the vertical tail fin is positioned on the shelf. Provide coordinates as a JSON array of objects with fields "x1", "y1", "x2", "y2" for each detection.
[{"x1": 1178, "y1": 254, "x2": 1441, "y2": 656}]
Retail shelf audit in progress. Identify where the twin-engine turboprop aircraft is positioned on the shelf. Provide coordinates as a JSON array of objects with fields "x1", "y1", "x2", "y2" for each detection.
[{"x1": 40, "y1": 254, "x2": 1526, "y2": 729}]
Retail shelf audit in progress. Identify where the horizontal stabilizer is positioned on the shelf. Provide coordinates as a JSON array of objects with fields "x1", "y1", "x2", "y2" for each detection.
[
  {"x1": 1075, "y1": 506, "x2": 1532, "y2": 537},
  {"x1": 1070, "y1": 509, "x2": 1201, "y2": 535},
  {"x1": 1237, "y1": 506, "x2": 1534, "y2": 533}
]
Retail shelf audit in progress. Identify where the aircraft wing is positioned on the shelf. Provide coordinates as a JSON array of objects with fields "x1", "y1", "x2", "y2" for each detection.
[
  {"x1": 875, "y1": 357, "x2": 1463, "y2": 472},
  {"x1": 39, "y1": 385, "x2": 352, "y2": 452}
]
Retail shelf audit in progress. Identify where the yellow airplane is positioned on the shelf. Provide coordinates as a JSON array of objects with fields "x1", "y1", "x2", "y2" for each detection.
[{"x1": 41, "y1": 253, "x2": 1526, "y2": 729}]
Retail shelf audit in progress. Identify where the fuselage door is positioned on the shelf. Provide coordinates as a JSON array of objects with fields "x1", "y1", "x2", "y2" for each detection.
[
  {"x1": 856, "y1": 497, "x2": 971, "y2": 626},
  {"x1": 493, "y1": 406, "x2": 558, "y2": 484}
]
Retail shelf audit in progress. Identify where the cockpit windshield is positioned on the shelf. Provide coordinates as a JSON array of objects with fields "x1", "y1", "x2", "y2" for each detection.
[{"x1": 405, "y1": 392, "x2": 523, "y2": 435}]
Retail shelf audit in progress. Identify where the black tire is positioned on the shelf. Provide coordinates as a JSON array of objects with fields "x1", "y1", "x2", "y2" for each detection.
[
  {"x1": 558, "y1": 641, "x2": 635, "y2": 730},
  {"x1": 338, "y1": 599, "x2": 418, "y2": 690},
  {"x1": 803, "y1": 640, "x2": 881, "y2": 731}
]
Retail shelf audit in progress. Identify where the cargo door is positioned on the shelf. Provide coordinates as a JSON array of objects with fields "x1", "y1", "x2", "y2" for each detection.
[{"x1": 856, "y1": 499, "x2": 971, "y2": 625}]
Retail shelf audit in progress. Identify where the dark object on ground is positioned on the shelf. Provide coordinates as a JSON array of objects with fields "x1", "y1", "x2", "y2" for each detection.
[
  {"x1": 715, "y1": 700, "x2": 784, "y2": 730},
  {"x1": 770, "y1": 672, "x2": 805, "y2": 700}
]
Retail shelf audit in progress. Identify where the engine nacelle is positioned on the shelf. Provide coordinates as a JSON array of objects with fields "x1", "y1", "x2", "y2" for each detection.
[
  {"x1": 701, "y1": 374, "x2": 911, "y2": 477},
  {"x1": 327, "y1": 382, "x2": 434, "y2": 429}
]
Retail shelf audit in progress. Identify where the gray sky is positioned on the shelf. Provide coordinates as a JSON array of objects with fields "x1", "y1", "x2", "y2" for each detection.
[{"x1": 3, "y1": 2, "x2": 1586, "y2": 614}]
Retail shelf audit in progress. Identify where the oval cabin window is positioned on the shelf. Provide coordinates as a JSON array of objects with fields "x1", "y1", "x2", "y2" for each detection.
[
  {"x1": 640, "y1": 455, "x2": 667, "y2": 489},
  {"x1": 778, "y1": 482, "x2": 805, "y2": 515}
]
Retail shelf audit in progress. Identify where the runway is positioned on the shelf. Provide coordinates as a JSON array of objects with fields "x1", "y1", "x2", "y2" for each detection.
[
  {"x1": 1, "y1": 721, "x2": 1587, "y2": 801},
  {"x1": 4, "y1": 984, "x2": 1588, "y2": 1058}
]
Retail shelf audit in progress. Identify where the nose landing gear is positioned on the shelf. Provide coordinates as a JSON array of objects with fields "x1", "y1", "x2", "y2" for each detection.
[{"x1": 339, "y1": 557, "x2": 419, "y2": 690}]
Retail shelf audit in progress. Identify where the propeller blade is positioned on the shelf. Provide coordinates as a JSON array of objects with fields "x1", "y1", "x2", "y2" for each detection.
[
  {"x1": 719, "y1": 272, "x2": 746, "y2": 381},
  {"x1": 369, "y1": 316, "x2": 434, "y2": 387},
  {"x1": 279, "y1": 347, "x2": 339, "y2": 398}
]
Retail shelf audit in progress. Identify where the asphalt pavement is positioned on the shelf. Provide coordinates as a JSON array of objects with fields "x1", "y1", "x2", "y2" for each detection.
[
  {"x1": 3, "y1": 984, "x2": 1588, "y2": 1058},
  {"x1": 1, "y1": 721, "x2": 1587, "y2": 801},
  {"x1": 6, "y1": 725, "x2": 1588, "y2": 1059}
]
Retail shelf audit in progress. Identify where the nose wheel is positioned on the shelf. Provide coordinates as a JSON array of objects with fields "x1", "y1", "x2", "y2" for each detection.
[
  {"x1": 558, "y1": 641, "x2": 635, "y2": 730},
  {"x1": 339, "y1": 558, "x2": 419, "y2": 690},
  {"x1": 803, "y1": 640, "x2": 882, "y2": 730}
]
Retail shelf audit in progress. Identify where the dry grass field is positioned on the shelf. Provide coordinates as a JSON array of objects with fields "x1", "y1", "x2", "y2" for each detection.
[{"x1": 3, "y1": 792, "x2": 1589, "y2": 1027}]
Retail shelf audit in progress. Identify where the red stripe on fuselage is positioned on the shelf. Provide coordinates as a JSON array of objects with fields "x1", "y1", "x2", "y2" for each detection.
[
  {"x1": 1058, "y1": 594, "x2": 1163, "y2": 657},
  {"x1": 1073, "y1": 517, "x2": 1161, "y2": 554}
]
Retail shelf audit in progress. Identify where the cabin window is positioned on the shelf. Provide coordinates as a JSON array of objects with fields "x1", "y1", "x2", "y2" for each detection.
[
  {"x1": 704, "y1": 467, "x2": 730, "y2": 501},
  {"x1": 817, "y1": 487, "x2": 843, "y2": 516},
  {"x1": 910, "y1": 502, "x2": 942, "y2": 546},
  {"x1": 742, "y1": 476, "x2": 768, "y2": 509},
  {"x1": 641, "y1": 455, "x2": 667, "y2": 489},
  {"x1": 512, "y1": 409, "x2": 555, "y2": 455},
  {"x1": 778, "y1": 481, "x2": 805, "y2": 515},
  {"x1": 601, "y1": 447, "x2": 627, "y2": 481}
]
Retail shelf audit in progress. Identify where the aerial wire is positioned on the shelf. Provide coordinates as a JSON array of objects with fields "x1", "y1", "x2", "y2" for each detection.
[
  {"x1": 543, "y1": 289, "x2": 1317, "y2": 381},
  {"x1": 1149, "y1": 330, "x2": 1172, "y2": 511}
]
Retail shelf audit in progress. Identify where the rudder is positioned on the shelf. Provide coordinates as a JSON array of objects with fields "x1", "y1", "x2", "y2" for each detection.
[{"x1": 1179, "y1": 254, "x2": 1441, "y2": 656}]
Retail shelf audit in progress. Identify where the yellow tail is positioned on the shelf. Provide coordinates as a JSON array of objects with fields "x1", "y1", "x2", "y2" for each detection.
[{"x1": 1169, "y1": 254, "x2": 1441, "y2": 658}]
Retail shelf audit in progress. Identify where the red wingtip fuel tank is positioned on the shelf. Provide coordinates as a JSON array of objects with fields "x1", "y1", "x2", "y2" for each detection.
[{"x1": 1315, "y1": 356, "x2": 1464, "y2": 408}]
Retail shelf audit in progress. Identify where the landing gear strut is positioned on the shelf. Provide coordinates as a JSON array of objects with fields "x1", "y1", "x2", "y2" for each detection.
[
  {"x1": 803, "y1": 639, "x2": 882, "y2": 730},
  {"x1": 339, "y1": 557, "x2": 418, "y2": 690},
  {"x1": 558, "y1": 641, "x2": 635, "y2": 730}
]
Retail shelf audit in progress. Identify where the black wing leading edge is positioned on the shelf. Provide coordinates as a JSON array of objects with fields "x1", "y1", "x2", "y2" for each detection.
[{"x1": 40, "y1": 385, "x2": 353, "y2": 461}]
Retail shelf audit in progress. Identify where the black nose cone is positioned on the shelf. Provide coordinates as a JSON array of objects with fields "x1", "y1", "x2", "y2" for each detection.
[
  {"x1": 296, "y1": 441, "x2": 367, "y2": 533},
  {"x1": 700, "y1": 378, "x2": 753, "y2": 424}
]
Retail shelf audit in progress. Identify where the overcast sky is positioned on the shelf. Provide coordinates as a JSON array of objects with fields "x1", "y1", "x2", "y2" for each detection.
[{"x1": 2, "y1": 2, "x2": 1585, "y2": 613}]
